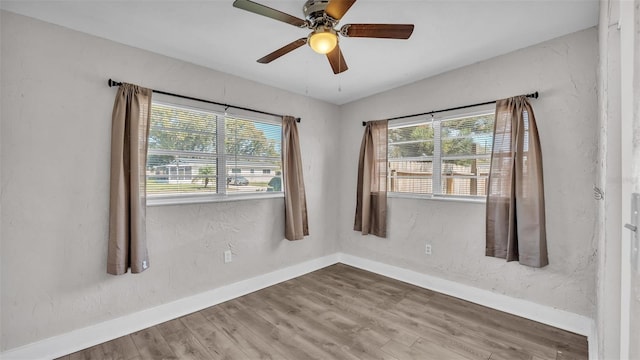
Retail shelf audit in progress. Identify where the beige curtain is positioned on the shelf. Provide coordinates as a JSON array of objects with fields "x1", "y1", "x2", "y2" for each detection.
[
  {"x1": 107, "y1": 83, "x2": 152, "y2": 275},
  {"x1": 486, "y1": 96, "x2": 547, "y2": 267},
  {"x1": 282, "y1": 116, "x2": 309, "y2": 240},
  {"x1": 354, "y1": 120, "x2": 388, "y2": 237}
]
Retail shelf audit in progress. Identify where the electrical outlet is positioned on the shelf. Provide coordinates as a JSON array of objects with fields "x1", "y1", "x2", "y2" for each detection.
[
  {"x1": 425, "y1": 244, "x2": 432, "y2": 255},
  {"x1": 224, "y1": 250, "x2": 233, "y2": 263}
]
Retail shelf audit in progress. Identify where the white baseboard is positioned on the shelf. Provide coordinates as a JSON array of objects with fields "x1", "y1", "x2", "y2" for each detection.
[
  {"x1": 1, "y1": 252, "x2": 597, "y2": 360},
  {"x1": 338, "y1": 253, "x2": 594, "y2": 337},
  {"x1": 588, "y1": 320, "x2": 599, "y2": 360},
  {"x1": 0, "y1": 254, "x2": 341, "y2": 360}
]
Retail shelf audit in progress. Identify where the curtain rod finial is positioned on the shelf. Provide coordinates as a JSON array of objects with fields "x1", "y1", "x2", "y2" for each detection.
[
  {"x1": 362, "y1": 121, "x2": 367, "y2": 126},
  {"x1": 296, "y1": 118, "x2": 301, "y2": 123}
]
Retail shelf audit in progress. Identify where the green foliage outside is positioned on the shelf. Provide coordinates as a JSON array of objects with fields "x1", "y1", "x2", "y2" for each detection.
[
  {"x1": 225, "y1": 118, "x2": 279, "y2": 158},
  {"x1": 148, "y1": 104, "x2": 280, "y2": 162},
  {"x1": 198, "y1": 166, "x2": 214, "y2": 188},
  {"x1": 389, "y1": 114, "x2": 493, "y2": 166}
]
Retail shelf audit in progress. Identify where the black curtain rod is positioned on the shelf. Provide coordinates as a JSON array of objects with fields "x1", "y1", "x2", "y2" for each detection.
[
  {"x1": 108, "y1": 79, "x2": 300, "y2": 123},
  {"x1": 362, "y1": 91, "x2": 539, "y2": 126}
]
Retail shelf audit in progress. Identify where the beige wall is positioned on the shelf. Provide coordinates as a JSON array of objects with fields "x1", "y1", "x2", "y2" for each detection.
[
  {"x1": 0, "y1": 11, "x2": 341, "y2": 351},
  {"x1": 338, "y1": 28, "x2": 599, "y2": 317}
]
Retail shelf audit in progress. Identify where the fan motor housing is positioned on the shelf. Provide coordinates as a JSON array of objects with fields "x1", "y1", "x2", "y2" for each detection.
[{"x1": 303, "y1": 0, "x2": 329, "y2": 21}]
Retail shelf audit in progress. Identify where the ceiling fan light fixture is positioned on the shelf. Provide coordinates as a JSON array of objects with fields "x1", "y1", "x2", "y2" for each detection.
[{"x1": 308, "y1": 29, "x2": 338, "y2": 54}]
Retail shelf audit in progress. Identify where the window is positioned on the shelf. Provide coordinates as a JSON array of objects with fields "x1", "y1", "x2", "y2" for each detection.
[
  {"x1": 388, "y1": 110, "x2": 494, "y2": 199},
  {"x1": 147, "y1": 100, "x2": 283, "y2": 203},
  {"x1": 262, "y1": 169, "x2": 271, "y2": 174}
]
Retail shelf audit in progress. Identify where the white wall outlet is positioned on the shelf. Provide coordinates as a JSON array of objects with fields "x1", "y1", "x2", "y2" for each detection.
[
  {"x1": 223, "y1": 250, "x2": 233, "y2": 263},
  {"x1": 425, "y1": 244, "x2": 432, "y2": 255}
]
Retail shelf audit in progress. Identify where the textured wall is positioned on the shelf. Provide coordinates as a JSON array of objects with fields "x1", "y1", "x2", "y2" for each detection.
[
  {"x1": 0, "y1": 11, "x2": 340, "y2": 351},
  {"x1": 595, "y1": 1, "x2": 623, "y2": 358},
  {"x1": 337, "y1": 28, "x2": 599, "y2": 317},
  {"x1": 627, "y1": 1, "x2": 640, "y2": 359}
]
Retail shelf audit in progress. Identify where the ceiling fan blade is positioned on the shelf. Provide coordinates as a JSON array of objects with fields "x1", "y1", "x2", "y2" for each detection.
[
  {"x1": 233, "y1": 0, "x2": 307, "y2": 27},
  {"x1": 257, "y1": 38, "x2": 308, "y2": 64},
  {"x1": 325, "y1": 0, "x2": 356, "y2": 20},
  {"x1": 326, "y1": 44, "x2": 348, "y2": 74},
  {"x1": 342, "y1": 24, "x2": 414, "y2": 39}
]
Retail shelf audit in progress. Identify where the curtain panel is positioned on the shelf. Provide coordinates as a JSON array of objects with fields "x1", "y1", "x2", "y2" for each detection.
[
  {"x1": 354, "y1": 120, "x2": 388, "y2": 237},
  {"x1": 107, "y1": 83, "x2": 152, "y2": 275},
  {"x1": 486, "y1": 96, "x2": 548, "y2": 268},
  {"x1": 282, "y1": 116, "x2": 309, "y2": 241}
]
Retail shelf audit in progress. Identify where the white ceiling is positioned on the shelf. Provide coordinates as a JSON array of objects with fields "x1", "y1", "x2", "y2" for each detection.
[{"x1": 1, "y1": 0, "x2": 599, "y2": 105}]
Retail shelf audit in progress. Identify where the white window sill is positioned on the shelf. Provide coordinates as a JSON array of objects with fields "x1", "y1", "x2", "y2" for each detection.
[
  {"x1": 147, "y1": 192, "x2": 284, "y2": 207},
  {"x1": 387, "y1": 192, "x2": 486, "y2": 204}
]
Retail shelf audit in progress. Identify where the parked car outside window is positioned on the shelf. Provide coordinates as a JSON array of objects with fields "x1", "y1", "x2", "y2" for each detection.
[{"x1": 227, "y1": 175, "x2": 249, "y2": 186}]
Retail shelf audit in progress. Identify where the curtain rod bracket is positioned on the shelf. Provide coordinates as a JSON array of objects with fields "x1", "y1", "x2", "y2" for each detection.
[{"x1": 108, "y1": 79, "x2": 122, "y2": 87}]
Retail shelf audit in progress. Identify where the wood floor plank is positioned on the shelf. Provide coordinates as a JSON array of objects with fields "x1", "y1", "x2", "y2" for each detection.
[
  {"x1": 100, "y1": 336, "x2": 140, "y2": 360},
  {"x1": 304, "y1": 271, "x2": 438, "y2": 330},
  {"x1": 488, "y1": 352, "x2": 533, "y2": 360},
  {"x1": 391, "y1": 296, "x2": 539, "y2": 360},
  {"x1": 401, "y1": 320, "x2": 491, "y2": 360},
  {"x1": 403, "y1": 296, "x2": 558, "y2": 360},
  {"x1": 236, "y1": 292, "x2": 362, "y2": 360},
  {"x1": 69, "y1": 344, "x2": 103, "y2": 360},
  {"x1": 307, "y1": 269, "x2": 539, "y2": 360},
  {"x1": 179, "y1": 312, "x2": 250, "y2": 360},
  {"x1": 155, "y1": 318, "x2": 213, "y2": 360},
  {"x1": 130, "y1": 327, "x2": 178, "y2": 360},
  {"x1": 288, "y1": 276, "x2": 421, "y2": 347},
  {"x1": 218, "y1": 299, "x2": 333, "y2": 360},
  {"x1": 200, "y1": 305, "x2": 286, "y2": 360},
  {"x1": 424, "y1": 291, "x2": 587, "y2": 354},
  {"x1": 56, "y1": 264, "x2": 588, "y2": 360},
  {"x1": 255, "y1": 285, "x2": 396, "y2": 360},
  {"x1": 412, "y1": 337, "x2": 481, "y2": 360},
  {"x1": 383, "y1": 338, "x2": 470, "y2": 360},
  {"x1": 329, "y1": 264, "x2": 437, "y2": 300}
]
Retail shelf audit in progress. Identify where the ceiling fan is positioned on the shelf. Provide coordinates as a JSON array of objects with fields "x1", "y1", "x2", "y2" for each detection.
[{"x1": 232, "y1": 0, "x2": 415, "y2": 74}]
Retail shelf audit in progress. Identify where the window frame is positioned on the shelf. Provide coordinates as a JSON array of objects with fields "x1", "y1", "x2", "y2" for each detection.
[
  {"x1": 146, "y1": 94, "x2": 284, "y2": 206},
  {"x1": 387, "y1": 105, "x2": 495, "y2": 203}
]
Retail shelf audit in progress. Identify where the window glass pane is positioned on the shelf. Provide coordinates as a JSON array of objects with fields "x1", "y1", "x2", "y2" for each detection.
[
  {"x1": 149, "y1": 103, "x2": 216, "y2": 153},
  {"x1": 148, "y1": 103, "x2": 218, "y2": 196},
  {"x1": 441, "y1": 158, "x2": 490, "y2": 196},
  {"x1": 388, "y1": 160, "x2": 433, "y2": 194},
  {"x1": 147, "y1": 101, "x2": 283, "y2": 201},
  {"x1": 147, "y1": 153, "x2": 217, "y2": 194},
  {"x1": 439, "y1": 114, "x2": 493, "y2": 197},
  {"x1": 225, "y1": 117, "x2": 282, "y2": 194},
  {"x1": 389, "y1": 123, "x2": 434, "y2": 158},
  {"x1": 440, "y1": 114, "x2": 493, "y2": 157},
  {"x1": 388, "y1": 112, "x2": 494, "y2": 198}
]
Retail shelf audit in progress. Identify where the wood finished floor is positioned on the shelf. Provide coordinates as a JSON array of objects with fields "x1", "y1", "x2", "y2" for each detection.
[{"x1": 57, "y1": 264, "x2": 588, "y2": 360}]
